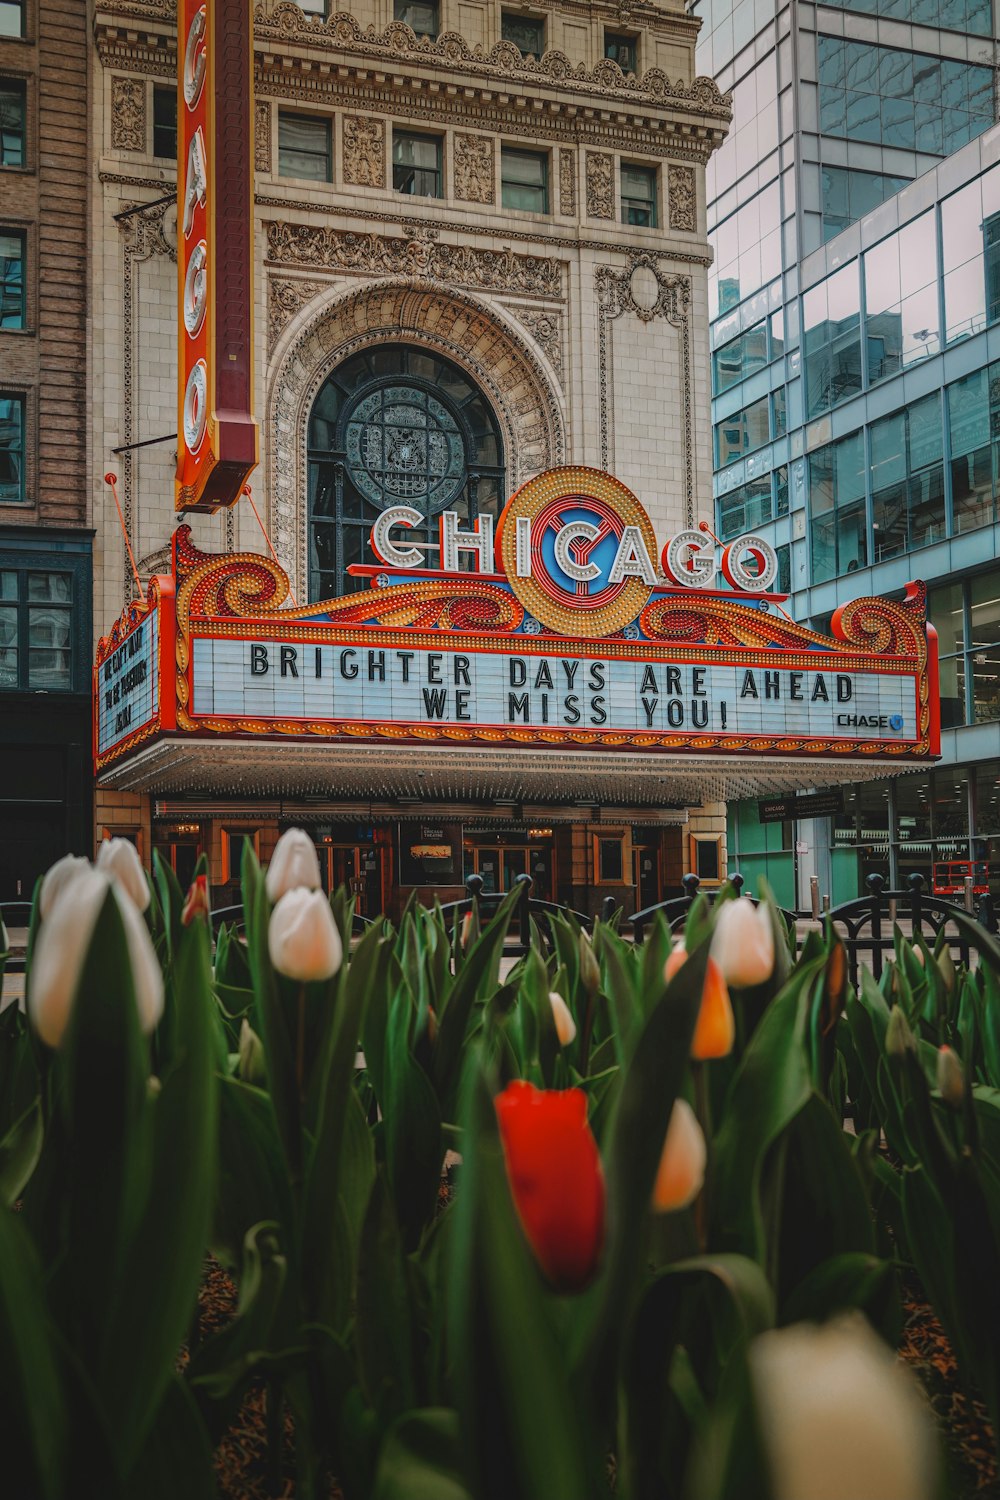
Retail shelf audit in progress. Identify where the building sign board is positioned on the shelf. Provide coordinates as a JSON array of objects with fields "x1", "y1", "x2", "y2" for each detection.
[
  {"x1": 175, "y1": 0, "x2": 258, "y2": 512},
  {"x1": 757, "y1": 789, "x2": 847, "y2": 824},
  {"x1": 94, "y1": 467, "x2": 939, "y2": 777}
]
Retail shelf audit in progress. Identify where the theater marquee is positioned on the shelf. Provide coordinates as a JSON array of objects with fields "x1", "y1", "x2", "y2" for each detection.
[{"x1": 94, "y1": 468, "x2": 939, "y2": 791}]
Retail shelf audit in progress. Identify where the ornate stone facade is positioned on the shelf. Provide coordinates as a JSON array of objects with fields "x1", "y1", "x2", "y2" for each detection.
[
  {"x1": 254, "y1": 100, "x2": 272, "y2": 173},
  {"x1": 586, "y1": 152, "x2": 615, "y2": 220},
  {"x1": 559, "y1": 149, "x2": 576, "y2": 216},
  {"x1": 342, "y1": 114, "x2": 385, "y2": 188},
  {"x1": 454, "y1": 133, "x2": 494, "y2": 205},
  {"x1": 111, "y1": 75, "x2": 145, "y2": 151},
  {"x1": 668, "y1": 163, "x2": 696, "y2": 232}
]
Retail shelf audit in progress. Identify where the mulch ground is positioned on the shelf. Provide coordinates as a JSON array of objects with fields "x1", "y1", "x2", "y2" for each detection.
[{"x1": 190, "y1": 1257, "x2": 997, "y2": 1499}]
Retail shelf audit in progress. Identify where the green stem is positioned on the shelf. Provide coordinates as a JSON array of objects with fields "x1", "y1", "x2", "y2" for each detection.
[
  {"x1": 693, "y1": 1060, "x2": 713, "y2": 1253},
  {"x1": 295, "y1": 982, "x2": 307, "y2": 1104}
]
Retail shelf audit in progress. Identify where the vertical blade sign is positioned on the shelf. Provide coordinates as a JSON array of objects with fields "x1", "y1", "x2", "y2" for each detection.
[{"x1": 175, "y1": 0, "x2": 258, "y2": 512}]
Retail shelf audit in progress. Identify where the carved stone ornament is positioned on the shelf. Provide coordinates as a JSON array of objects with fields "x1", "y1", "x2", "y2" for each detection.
[
  {"x1": 559, "y1": 150, "x2": 576, "y2": 216},
  {"x1": 268, "y1": 277, "x2": 330, "y2": 353},
  {"x1": 266, "y1": 281, "x2": 565, "y2": 597},
  {"x1": 343, "y1": 114, "x2": 385, "y2": 188},
  {"x1": 586, "y1": 152, "x2": 614, "y2": 221},
  {"x1": 255, "y1": 100, "x2": 272, "y2": 173},
  {"x1": 111, "y1": 76, "x2": 146, "y2": 152},
  {"x1": 454, "y1": 134, "x2": 494, "y2": 205},
  {"x1": 264, "y1": 221, "x2": 563, "y2": 299},
  {"x1": 511, "y1": 308, "x2": 564, "y2": 384},
  {"x1": 668, "y1": 163, "x2": 696, "y2": 232},
  {"x1": 595, "y1": 253, "x2": 695, "y2": 519},
  {"x1": 250, "y1": 5, "x2": 733, "y2": 125}
]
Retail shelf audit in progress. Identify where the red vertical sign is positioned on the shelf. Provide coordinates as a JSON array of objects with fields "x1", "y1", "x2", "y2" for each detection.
[{"x1": 175, "y1": 0, "x2": 258, "y2": 513}]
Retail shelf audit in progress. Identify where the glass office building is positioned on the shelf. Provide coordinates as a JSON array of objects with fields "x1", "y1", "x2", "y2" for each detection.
[{"x1": 692, "y1": 0, "x2": 1000, "y2": 905}]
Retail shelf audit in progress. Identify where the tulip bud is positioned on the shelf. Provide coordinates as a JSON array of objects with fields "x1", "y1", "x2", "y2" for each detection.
[
  {"x1": 238, "y1": 1018, "x2": 267, "y2": 1085},
  {"x1": 39, "y1": 852, "x2": 91, "y2": 921},
  {"x1": 265, "y1": 827, "x2": 322, "y2": 902},
  {"x1": 711, "y1": 897, "x2": 775, "y2": 988},
  {"x1": 885, "y1": 1004, "x2": 916, "y2": 1057},
  {"x1": 664, "y1": 942, "x2": 735, "y2": 1060},
  {"x1": 935, "y1": 945, "x2": 957, "y2": 996},
  {"x1": 95, "y1": 837, "x2": 150, "y2": 911},
  {"x1": 936, "y1": 1044, "x2": 964, "y2": 1109},
  {"x1": 460, "y1": 910, "x2": 473, "y2": 949},
  {"x1": 181, "y1": 873, "x2": 210, "y2": 927},
  {"x1": 652, "y1": 1098, "x2": 706, "y2": 1213},
  {"x1": 29, "y1": 870, "x2": 164, "y2": 1049},
  {"x1": 268, "y1": 888, "x2": 342, "y2": 981},
  {"x1": 549, "y1": 991, "x2": 577, "y2": 1046},
  {"x1": 578, "y1": 930, "x2": 601, "y2": 996},
  {"x1": 749, "y1": 1314, "x2": 937, "y2": 1500},
  {"x1": 495, "y1": 1079, "x2": 605, "y2": 1292}
]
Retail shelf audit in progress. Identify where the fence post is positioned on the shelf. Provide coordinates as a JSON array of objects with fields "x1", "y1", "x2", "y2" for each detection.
[
  {"x1": 731, "y1": 873, "x2": 744, "y2": 896},
  {"x1": 810, "y1": 875, "x2": 820, "y2": 920},
  {"x1": 866, "y1": 872, "x2": 885, "y2": 980},
  {"x1": 682, "y1": 874, "x2": 700, "y2": 915},
  {"x1": 908, "y1": 872, "x2": 925, "y2": 941},
  {"x1": 515, "y1": 872, "x2": 533, "y2": 954},
  {"x1": 600, "y1": 895, "x2": 618, "y2": 926},
  {"x1": 964, "y1": 875, "x2": 975, "y2": 914}
]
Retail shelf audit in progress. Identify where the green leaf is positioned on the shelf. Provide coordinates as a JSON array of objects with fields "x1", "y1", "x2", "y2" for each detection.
[
  {"x1": 356, "y1": 1174, "x2": 418, "y2": 1425},
  {"x1": 212, "y1": 1076, "x2": 294, "y2": 1271},
  {"x1": 242, "y1": 843, "x2": 301, "y2": 1184},
  {"x1": 781, "y1": 1252, "x2": 899, "y2": 1343},
  {"x1": 373, "y1": 1409, "x2": 472, "y2": 1500},
  {"x1": 449, "y1": 1063, "x2": 598, "y2": 1500},
  {"x1": 712, "y1": 954, "x2": 823, "y2": 1262},
  {"x1": 432, "y1": 886, "x2": 518, "y2": 1119},
  {"x1": 0, "y1": 1096, "x2": 42, "y2": 1206},
  {"x1": 98, "y1": 911, "x2": 218, "y2": 1469},
  {"x1": 0, "y1": 1205, "x2": 66, "y2": 1500},
  {"x1": 384, "y1": 987, "x2": 443, "y2": 1247},
  {"x1": 126, "y1": 1375, "x2": 216, "y2": 1500}
]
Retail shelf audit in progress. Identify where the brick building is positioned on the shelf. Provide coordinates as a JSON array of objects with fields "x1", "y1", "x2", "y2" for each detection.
[{"x1": 0, "y1": 0, "x2": 91, "y2": 900}]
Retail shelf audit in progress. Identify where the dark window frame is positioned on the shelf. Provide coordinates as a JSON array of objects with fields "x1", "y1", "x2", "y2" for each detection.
[
  {"x1": 0, "y1": 77, "x2": 27, "y2": 169},
  {"x1": 152, "y1": 84, "x2": 177, "y2": 161},
  {"x1": 0, "y1": 391, "x2": 25, "y2": 505},
  {"x1": 0, "y1": 540, "x2": 92, "y2": 695},
  {"x1": 605, "y1": 30, "x2": 638, "y2": 72},
  {"x1": 500, "y1": 145, "x2": 549, "y2": 214},
  {"x1": 0, "y1": 0, "x2": 26, "y2": 39},
  {"x1": 501, "y1": 11, "x2": 546, "y2": 57},
  {"x1": 394, "y1": 0, "x2": 439, "y2": 38},
  {"x1": 0, "y1": 225, "x2": 25, "y2": 328},
  {"x1": 621, "y1": 162, "x2": 657, "y2": 227},
  {"x1": 277, "y1": 110, "x2": 333, "y2": 182},
  {"x1": 392, "y1": 128, "x2": 443, "y2": 199}
]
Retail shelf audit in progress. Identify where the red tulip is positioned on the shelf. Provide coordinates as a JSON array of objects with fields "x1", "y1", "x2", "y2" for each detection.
[
  {"x1": 181, "y1": 873, "x2": 210, "y2": 927},
  {"x1": 494, "y1": 1080, "x2": 605, "y2": 1292}
]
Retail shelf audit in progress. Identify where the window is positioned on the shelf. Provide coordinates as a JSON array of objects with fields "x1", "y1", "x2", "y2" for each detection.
[
  {"x1": 221, "y1": 828, "x2": 260, "y2": 885},
  {"x1": 809, "y1": 431, "x2": 867, "y2": 583},
  {"x1": 863, "y1": 213, "x2": 939, "y2": 383},
  {"x1": 594, "y1": 835, "x2": 626, "y2": 884},
  {"x1": 818, "y1": 0, "x2": 991, "y2": 37},
  {"x1": 821, "y1": 166, "x2": 910, "y2": 243},
  {"x1": 0, "y1": 228, "x2": 24, "y2": 328},
  {"x1": 775, "y1": 542, "x2": 791, "y2": 595},
  {"x1": 717, "y1": 467, "x2": 787, "y2": 542},
  {"x1": 0, "y1": 394, "x2": 24, "y2": 504},
  {"x1": 278, "y1": 112, "x2": 331, "y2": 182},
  {"x1": 0, "y1": 568, "x2": 73, "y2": 690},
  {"x1": 605, "y1": 31, "x2": 637, "y2": 73},
  {"x1": 0, "y1": 1, "x2": 24, "y2": 37},
  {"x1": 948, "y1": 364, "x2": 1000, "y2": 535},
  {"x1": 308, "y1": 346, "x2": 505, "y2": 600},
  {"x1": 942, "y1": 165, "x2": 1000, "y2": 345},
  {"x1": 298, "y1": 0, "x2": 327, "y2": 13},
  {"x1": 501, "y1": 13, "x2": 545, "y2": 57},
  {"x1": 817, "y1": 38, "x2": 993, "y2": 156},
  {"x1": 501, "y1": 147, "x2": 548, "y2": 213},
  {"x1": 714, "y1": 394, "x2": 770, "y2": 468},
  {"x1": 0, "y1": 80, "x2": 25, "y2": 168},
  {"x1": 392, "y1": 130, "x2": 442, "y2": 198},
  {"x1": 395, "y1": 0, "x2": 438, "y2": 37},
  {"x1": 802, "y1": 262, "x2": 862, "y2": 418},
  {"x1": 621, "y1": 164, "x2": 657, "y2": 227},
  {"x1": 711, "y1": 322, "x2": 767, "y2": 395},
  {"x1": 691, "y1": 834, "x2": 722, "y2": 884},
  {"x1": 870, "y1": 395, "x2": 944, "y2": 562},
  {"x1": 152, "y1": 86, "x2": 177, "y2": 161}
]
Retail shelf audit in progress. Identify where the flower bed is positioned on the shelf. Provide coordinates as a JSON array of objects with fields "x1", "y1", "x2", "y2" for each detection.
[{"x1": 1, "y1": 830, "x2": 998, "y2": 1499}]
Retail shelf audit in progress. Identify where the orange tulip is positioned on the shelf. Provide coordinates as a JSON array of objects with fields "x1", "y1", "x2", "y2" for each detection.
[
  {"x1": 664, "y1": 941, "x2": 735, "y2": 1060},
  {"x1": 495, "y1": 1080, "x2": 605, "y2": 1293}
]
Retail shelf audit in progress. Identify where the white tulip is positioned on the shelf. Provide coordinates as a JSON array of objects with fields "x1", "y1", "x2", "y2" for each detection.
[
  {"x1": 268, "y1": 888, "x2": 343, "y2": 981},
  {"x1": 549, "y1": 991, "x2": 577, "y2": 1046},
  {"x1": 95, "y1": 837, "x2": 150, "y2": 912},
  {"x1": 652, "y1": 1098, "x2": 706, "y2": 1212},
  {"x1": 711, "y1": 898, "x2": 774, "y2": 988},
  {"x1": 265, "y1": 828, "x2": 322, "y2": 902},
  {"x1": 39, "y1": 853, "x2": 91, "y2": 921},
  {"x1": 29, "y1": 870, "x2": 164, "y2": 1049},
  {"x1": 749, "y1": 1314, "x2": 937, "y2": 1500}
]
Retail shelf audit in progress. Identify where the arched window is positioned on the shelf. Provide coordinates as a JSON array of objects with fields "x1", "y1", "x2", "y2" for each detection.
[{"x1": 307, "y1": 345, "x2": 506, "y2": 600}]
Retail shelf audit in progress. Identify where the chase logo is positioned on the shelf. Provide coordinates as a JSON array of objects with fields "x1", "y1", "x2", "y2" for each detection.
[{"x1": 889, "y1": 713, "x2": 905, "y2": 732}]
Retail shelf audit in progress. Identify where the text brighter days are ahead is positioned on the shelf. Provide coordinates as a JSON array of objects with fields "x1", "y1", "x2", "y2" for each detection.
[{"x1": 190, "y1": 639, "x2": 918, "y2": 742}]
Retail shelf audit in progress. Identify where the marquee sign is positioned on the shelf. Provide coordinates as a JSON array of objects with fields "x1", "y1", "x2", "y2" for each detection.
[
  {"x1": 94, "y1": 467, "x2": 939, "y2": 774},
  {"x1": 175, "y1": 0, "x2": 258, "y2": 513}
]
